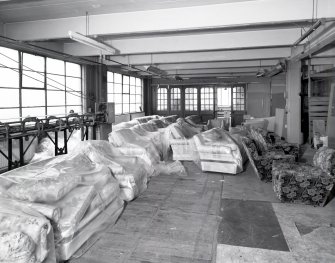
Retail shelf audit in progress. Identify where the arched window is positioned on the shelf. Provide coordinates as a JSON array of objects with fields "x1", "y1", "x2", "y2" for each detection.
[
  {"x1": 185, "y1": 87, "x2": 198, "y2": 111},
  {"x1": 157, "y1": 87, "x2": 168, "y2": 111},
  {"x1": 170, "y1": 87, "x2": 181, "y2": 111},
  {"x1": 200, "y1": 87, "x2": 214, "y2": 111}
]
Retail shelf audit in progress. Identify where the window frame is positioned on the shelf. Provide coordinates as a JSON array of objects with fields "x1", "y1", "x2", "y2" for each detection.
[
  {"x1": 0, "y1": 46, "x2": 83, "y2": 122},
  {"x1": 157, "y1": 86, "x2": 168, "y2": 112},
  {"x1": 107, "y1": 71, "x2": 143, "y2": 115},
  {"x1": 232, "y1": 85, "x2": 246, "y2": 111},
  {"x1": 200, "y1": 86, "x2": 214, "y2": 112},
  {"x1": 170, "y1": 87, "x2": 181, "y2": 112},
  {"x1": 185, "y1": 87, "x2": 198, "y2": 112}
]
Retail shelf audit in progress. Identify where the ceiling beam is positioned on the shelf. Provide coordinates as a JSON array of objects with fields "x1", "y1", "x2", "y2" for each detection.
[
  {"x1": 308, "y1": 57, "x2": 335, "y2": 65},
  {"x1": 104, "y1": 47, "x2": 291, "y2": 66},
  {"x1": 4, "y1": 0, "x2": 335, "y2": 41},
  {"x1": 165, "y1": 67, "x2": 271, "y2": 75},
  {"x1": 158, "y1": 60, "x2": 279, "y2": 70},
  {"x1": 290, "y1": 21, "x2": 335, "y2": 61},
  {"x1": 151, "y1": 76, "x2": 272, "y2": 85},
  {"x1": 64, "y1": 28, "x2": 300, "y2": 56}
]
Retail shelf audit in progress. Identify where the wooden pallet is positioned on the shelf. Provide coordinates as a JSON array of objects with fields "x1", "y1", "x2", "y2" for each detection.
[{"x1": 309, "y1": 97, "x2": 329, "y2": 141}]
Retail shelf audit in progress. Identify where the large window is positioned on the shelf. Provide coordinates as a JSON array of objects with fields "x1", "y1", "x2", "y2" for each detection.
[
  {"x1": 107, "y1": 72, "x2": 142, "y2": 115},
  {"x1": 170, "y1": 87, "x2": 181, "y2": 111},
  {"x1": 201, "y1": 87, "x2": 214, "y2": 111},
  {"x1": 157, "y1": 87, "x2": 168, "y2": 111},
  {"x1": 233, "y1": 86, "x2": 245, "y2": 111},
  {"x1": 185, "y1": 87, "x2": 198, "y2": 112},
  {"x1": 217, "y1": 87, "x2": 231, "y2": 110},
  {"x1": 0, "y1": 46, "x2": 82, "y2": 122}
]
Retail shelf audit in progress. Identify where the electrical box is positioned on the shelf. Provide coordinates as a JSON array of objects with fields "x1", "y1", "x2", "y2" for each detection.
[{"x1": 95, "y1": 102, "x2": 115, "y2": 124}]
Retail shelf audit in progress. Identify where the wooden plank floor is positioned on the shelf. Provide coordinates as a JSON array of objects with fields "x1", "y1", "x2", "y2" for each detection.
[{"x1": 72, "y1": 162, "x2": 223, "y2": 263}]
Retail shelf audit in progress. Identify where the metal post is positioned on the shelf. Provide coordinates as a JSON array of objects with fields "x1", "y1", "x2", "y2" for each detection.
[
  {"x1": 64, "y1": 129, "x2": 68, "y2": 154},
  {"x1": 55, "y1": 131, "x2": 58, "y2": 156},
  {"x1": 92, "y1": 124, "x2": 97, "y2": 140},
  {"x1": 19, "y1": 137, "x2": 24, "y2": 166},
  {"x1": 8, "y1": 138, "x2": 12, "y2": 171}
]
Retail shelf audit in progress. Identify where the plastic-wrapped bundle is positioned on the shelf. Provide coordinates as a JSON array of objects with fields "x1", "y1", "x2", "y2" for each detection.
[
  {"x1": 134, "y1": 115, "x2": 158, "y2": 124},
  {"x1": 159, "y1": 115, "x2": 178, "y2": 125},
  {"x1": 167, "y1": 120, "x2": 201, "y2": 161},
  {"x1": 193, "y1": 128, "x2": 246, "y2": 174},
  {"x1": 112, "y1": 120, "x2": 138, "y2": 131},
  {"x1": 56, "y1": 197, "x2": 124, "y2": 260},
  {"x1": 1, "y1": 152, "x2": 122, "y2": 261},
  {"x1": 0, "y1": 199, "x2": 55, "y2": 263},
  {"x1": 109, "y1": 128, "x2": 161, "y2": 167},
  {"x1": 71, "y1": 140, "x2": 150, "y2": 201},
  {"x1": 130, "y1": 124, "x2": 163, "y2": 153},
  {"x1": 147, "y1": 119, "x2": 169, "y2": 128}
]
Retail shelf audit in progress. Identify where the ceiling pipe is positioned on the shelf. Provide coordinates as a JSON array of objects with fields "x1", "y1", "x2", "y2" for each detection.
[{"x1": 293, "y1": 19, "x2": 324, "y2": 47}]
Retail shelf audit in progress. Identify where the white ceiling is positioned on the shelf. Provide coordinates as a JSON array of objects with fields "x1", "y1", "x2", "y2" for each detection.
[
  {"x1": 0, "y1": 0, "x2": 252, "y2": 23},
  {"x1": 1, "y1": 0, "x2": 335, "y2": 79}
]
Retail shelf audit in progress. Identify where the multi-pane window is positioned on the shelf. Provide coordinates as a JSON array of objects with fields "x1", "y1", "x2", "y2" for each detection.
[
  {"x1": 107, "y1": 72, "x2": 122, "y2": 115},
  {"x1": 232, "y1": 86, "x2": 245, "y2": 111},
  {"x1": 157, "y1": 87, "x2": 168, "y2": 111},
  {"x1": 107, "y1": 72, "x2": 142, "y2": 115},
  {"x1": 185, "y1": 87, "x2": 198, "y2": 111},
  {"x1": 201, "y1": 87, "x2": 214, "y2": 111},
  {"x1": 47, "y1": 58, "x2": 82, "y2": 116},
  {"x1": 0, "y1": 46, "x2": 82, "y2": 122},
  {"x1": 0, "y1": 47, "x2": 20, "y2": 121},
  {"x1": 170, "y1": 88, "x2": 181, "y2": 111}
]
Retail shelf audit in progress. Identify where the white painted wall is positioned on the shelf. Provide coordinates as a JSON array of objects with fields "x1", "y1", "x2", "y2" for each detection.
[{"x1": 247, "y1": 82, "x2": 271, "y2": 118}]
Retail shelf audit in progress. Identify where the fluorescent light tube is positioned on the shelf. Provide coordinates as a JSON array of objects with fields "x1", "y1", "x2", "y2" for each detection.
[{"x1": 68, "y1": 31, "x2": 119, "y2": 55}]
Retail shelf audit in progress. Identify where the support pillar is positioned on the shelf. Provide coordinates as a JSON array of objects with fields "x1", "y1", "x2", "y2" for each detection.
[{"x1": 286, "y1": 60, "x2": 302, "y2": 144}]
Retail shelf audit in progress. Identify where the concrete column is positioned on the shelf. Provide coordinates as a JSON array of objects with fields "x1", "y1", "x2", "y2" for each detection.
[
  {"x1": 286, "y1": 60, "x2": 302, "y2": 143},
  {"x1": 0, "y1": 22, "x2": 4, "y2": 36}
]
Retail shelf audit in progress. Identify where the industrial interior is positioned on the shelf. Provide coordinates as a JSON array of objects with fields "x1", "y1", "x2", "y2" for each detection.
[{"x1": 0, "y1": 0, "x2": 335, "y2": 262}]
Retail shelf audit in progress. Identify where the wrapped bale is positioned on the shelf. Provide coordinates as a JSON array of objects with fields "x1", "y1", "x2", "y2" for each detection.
[
  {"x1": 72, "y1": 140, "x2": 149, "y2": 201},
  {"x1": 0, "y1": 199, "x2": 55, "y2": 263}
]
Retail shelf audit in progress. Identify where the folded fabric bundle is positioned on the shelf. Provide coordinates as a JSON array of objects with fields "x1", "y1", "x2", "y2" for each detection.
[
  {"x1": 53, "y1": 185, "x2": 96, "y2": 242},
  {"x1": 56, "y1": 197, "x2": 124, "y2": 261},
  {"x1": 6, "y1": 174, "x2": 81, "y2": 203},
  {"x1": 87, "y1": 181, "x2": 120, "y2": 215},
  {"x1": 71, "y1": 141, "x2": 152, "y2": 200},
  {"x1": 0, "y1": 197, "x2": 60, "y2": 223},
  {"x1": 77, "y1": 181, "x2": 120, "y2": 232}
]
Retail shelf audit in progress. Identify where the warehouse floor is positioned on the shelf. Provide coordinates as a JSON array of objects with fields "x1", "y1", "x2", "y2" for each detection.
[{"x1": 72, "y1": 154, "x2": 335, "y2": 263}]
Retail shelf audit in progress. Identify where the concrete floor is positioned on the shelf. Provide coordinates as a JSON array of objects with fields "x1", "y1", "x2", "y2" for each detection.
[
  {"x1": 71, "y1": 151, "x2": 335, "y2": 263},
  {"x1": 72, "y1": 161, "x2": 222, "y2": 263},
  {"x1": 216, "y1": 147, "x2": 335, "y2": 263}
]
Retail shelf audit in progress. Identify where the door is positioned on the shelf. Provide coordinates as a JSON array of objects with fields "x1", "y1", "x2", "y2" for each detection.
[
  {"x1": 231, "y1": 85, "x2": 246, "y2": 126},
  {"x1": 216, "y1": 87, "x2": 231, "y2": 126}
]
